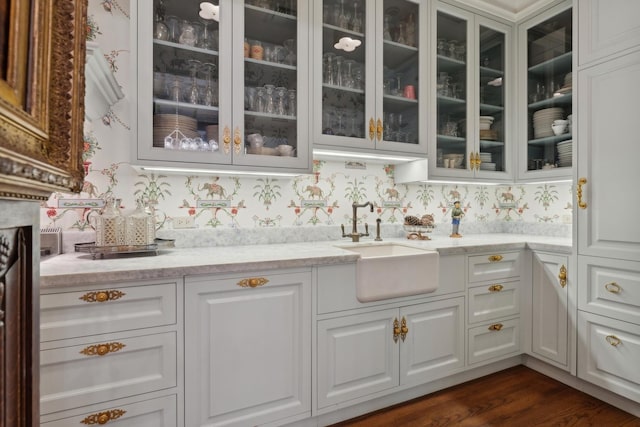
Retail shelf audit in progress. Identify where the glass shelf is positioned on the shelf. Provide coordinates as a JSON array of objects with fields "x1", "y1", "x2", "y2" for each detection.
[
  {"x1": 528, "y1": 133, "x2": 572, "y2": 146},
  {"x1": 154, "y1": 99, "x2": 219, "y2": 123},
  {"x1": 528, "y1": 92, "x2": 572, "y2": 109}
]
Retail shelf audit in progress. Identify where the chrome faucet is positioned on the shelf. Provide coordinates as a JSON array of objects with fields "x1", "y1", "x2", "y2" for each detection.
[{"x1": 341, "y1": 201, "x2": 374, "y2": 242}]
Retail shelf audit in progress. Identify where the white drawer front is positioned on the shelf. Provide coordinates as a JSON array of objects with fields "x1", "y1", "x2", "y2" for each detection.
[
  {"x1": 468, "y1": 252, "x2": 522, "y2": 283},
  {"x1": 468, "y1": 281, "x2": 520, "y2": 324},
  {"x1": 578, "y1": 257, "x2": 640, "y2": 326},
  {"x1": 40, "y1": 332, "x2": 177, "y2": 414},
  {"x1": 578, "y1": 311, "x2": 640, "y2": 403},
  {"x1": 41, "y1": 281, "x2": 177, "y2": 342},
  {"x1": 468, "y1": 318, "x2": 520, "y2": 365},
  {"x1": 41, "y1": 395, "x2": 177, "y2": 427}
]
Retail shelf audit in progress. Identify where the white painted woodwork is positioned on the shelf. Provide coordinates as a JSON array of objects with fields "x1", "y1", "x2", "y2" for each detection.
[
  {"x1": 41, "y1": 395, "x2": 177, "y2": 427},
  {"x1": 40, "y1": 331, "x2": 177, "y2": 414},
  {"x1": 316, "y1": 308, "x2": 399, "y2": 409},
  {"x1": 40, "y1": 281, "x2": 177, "y2": 342},
  {"x1": 467, "y1": 317, "x2": 520, "y2": 365},
  {"x1": 576, "y1": 50, "x2": 640, "y2": 262},
  {"x1": 467, "y1": 251, "x2": 522, "y2": 283},
  {"x1": 468, "y1": 280, "x2": 520, "y2": 324},
  {"x1": 184, "y1": 270, "x2": 311, "y2": 427},
  {"x1": 531, "y1": 251, "x2": 569, "y2": 369},
  {"x1": 577, "y1": 311, "x2": 640, "y2": 403},
  {"x1": 578, "y1": 256, "x2": 640, "y2": 327},
  {"x1": 399, "y1": 297, "x2": 465, "y2": 386},
  {"x1": 578, "y1": 0, "x2": 640, "y2": 66}
]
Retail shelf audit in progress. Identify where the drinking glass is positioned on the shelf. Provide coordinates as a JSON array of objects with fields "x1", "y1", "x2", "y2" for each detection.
[
  {"x1": 351, "y1": 2, "x2": 362, "y2": 33},
  {"x1": 264, "y1": 84, "x2": 275, "y2": 114},
  {"x1": 287, "y1": 89, "x2": 296, "y2": 116},
  {"x1": 283, "y1": 39, "x2": 296, "y2": 65},
  {"x1": 334, "y1": 55, "x2": 344, "y2": 87},
  {"x1": 275, "y1": 86, "x2": 287, "y2": 115},
  {"x1": 323, "y1": 52, "x2": 335, "y2": 85},
  {"x1": 187, "y1": 60, "x2": 201, "y2": 104},
  {"x1": 199, "y1": 20, "x2": 215, "y2": 50},
  {"x1": 202, "y1": 63, "x2": 217, "y2": 106},
  {"x1": 343, "y1": 59, "x2": 356, "y2": 89},
  {"x1": 256, "y1": 87, "x2": 266, "y2": 112}
]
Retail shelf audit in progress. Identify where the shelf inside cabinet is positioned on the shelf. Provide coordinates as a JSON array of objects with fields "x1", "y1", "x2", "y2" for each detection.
[
  {"x1": 479, "y1": 103, "x2": 504, "y2": 114},
  {"x1": 244, "y1": 57, "x2": 297, "y2": 72},
  {"x1": 383, "y1": 40, "x2": 419, "y2": 69},
  {"x1": 528, "y1": 133, "x2": 572, "y2": 146},
  {"x1": 154, "y1": 99, "x2": 219, "y2": 123},
  {"x1": 479, "y1": 66, "x2": 503, "y2": 78},
  {"x1": 528, "y1": 51, "x2": 572, "y2": 76},
  {"x1": 528, "y1": 92, "x2": 572, "y2": 109},
  {"x1": 438, "y1": 95, "x2": 466, "y2": 113},
  {"x1": 322, "y1": 83, "x2": 365, "y2": 95},
  {"x1": 479, "y1": 139, "x2": 505, "y2": 148},
  {"x1": 153, "y1": 39, "x2": 219, "y2": 58},
  {"x1": 384, "y1": 94, "x2": 418, "y2": 108},
  {"x1": 437, "y1": 55, "x2": 466, "y2": 73},
  {"x1": 437, "y1": 135, "x2": 467, "y2": 150},
  {"x1": 245, "y1": 111, "x2": 296, "y2": 121},
  {"x1": 322, "y1": 23, "x2": 365, "y2": 39}
]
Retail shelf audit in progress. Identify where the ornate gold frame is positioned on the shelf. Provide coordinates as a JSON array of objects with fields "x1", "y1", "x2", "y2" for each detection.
[{"x1": 0, "y1": 0, "x2": 87, "y2": 200}]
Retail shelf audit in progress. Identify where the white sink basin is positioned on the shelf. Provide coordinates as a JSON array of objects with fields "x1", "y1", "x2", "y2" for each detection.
[{"x1": 337, "y1": 243, "x2": 439, "y2": 302}]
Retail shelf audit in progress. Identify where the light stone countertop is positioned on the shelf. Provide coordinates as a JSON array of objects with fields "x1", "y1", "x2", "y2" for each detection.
[{"x1": 39, "y1": 233, "x2": 571, "y2": 290}]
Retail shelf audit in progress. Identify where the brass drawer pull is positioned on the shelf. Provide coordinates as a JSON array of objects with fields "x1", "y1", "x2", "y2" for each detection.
[
  {"x1": 81, "y1": 409, "x2": 127, "y2": 425},
  {"x1": 237, "y1": 277, "x2": 269, "y2": 288},
  {"x1": 606, "y1": 335, "x2": 621, "y2": 347},
  {"x1": 393, "y1": 318, "x2": 400, "y2": 343},
  {"x1": 577, "y1": 177, "x2": 588, "y2": 209},
  {"x1": 488, "y1": 284, "x2": 503, "y2": 292},
  {"x1": 605, "y1": 282, "x2": 621, "y2": 294},
  {"x1": 558, "y1": 265, "x2": 567, "y2": 288},
  {"x1": 400, "y1": 316, "x2": 409, "y2": 342},
  {"x1": 79, "y1": 290, "x2": 126, "y2": 303},
  {"x1": 488, "y1": 323, "x2": 503, "y2": 331},
  {"x1": 488, "y1": 255, "x2": 503, "y2": 262},
  {"x1": 80, "y1": 342, "x2": 126, "y2": 357}
]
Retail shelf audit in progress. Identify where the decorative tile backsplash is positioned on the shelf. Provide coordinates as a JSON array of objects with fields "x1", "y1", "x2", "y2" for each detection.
[{"x1": 40, "y1": 0, "x2": 572, "y2": 241}]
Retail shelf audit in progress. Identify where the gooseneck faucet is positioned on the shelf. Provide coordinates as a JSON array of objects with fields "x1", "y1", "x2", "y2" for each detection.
[{"x1": 341, "y1": 201, "x2": 374, "y2": 242}]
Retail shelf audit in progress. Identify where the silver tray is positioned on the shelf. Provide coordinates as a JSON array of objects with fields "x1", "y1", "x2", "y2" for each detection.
[{"x1": 75, "y1": 238, "x2": 175, "y2": 259}]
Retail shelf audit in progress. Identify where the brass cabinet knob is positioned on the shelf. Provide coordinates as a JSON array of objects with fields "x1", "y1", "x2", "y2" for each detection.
[
  {"x1": 79, "y1": 290, "x2": 126, "y2": 303},
  {"x1": 80, "y1": 409, "x2": 127, "y2": 425},
  {"x1": 223, "y1": 126, "x2": 231, "y2": 154},
  {"x1": 488, "y1": 284, "x2": 503, "y2": 292},
  {"x1": 400, "y1": 317, "x2": 409, "y2": 342},
  {"x1": 577, "y1": 177, "x2": 588, "y2": 209},
  {"x1": 558, "y1": 264, "x2": 567, "y2": 288},
  {"x1": 605, "y1": 282, "x2": 621, "y2": 294},
  {"x1": 79, "y1": 342, "x2": 126, "y2": 357},
  {"x1": 606, "y1": 335, "x2": 621, "y2": 347},
  {"x1": 488, "y1": 255, "x2": 503, "y2": 262},
  {"x1": 488, "y1": 323, "x2": 503, "y2": 331},
  {"x1": 233, "y1": 127, "x2": 242, "y2": 154},
  {"x1": 376, "y1": 118, "x2": 383, "y2": 141},
  {"x1": 237, "y1": 277, "x2": 269, "y2": 288}
]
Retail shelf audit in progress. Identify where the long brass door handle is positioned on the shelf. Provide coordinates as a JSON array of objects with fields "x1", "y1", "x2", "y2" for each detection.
[
  {"x1": 393, "y1": 318, "x2": 400, "y2": 343},
  {"x1": 369, "y1": 118, "x2": 375, "y2": 140},
  {"x1": 233, "y1": 127, "x2": 242, "y2": 154},
  {"x1": 376, "y1": 118, "x2": 383, "y2": 141},
  {"x1": 558, "y1": 264, "x2": 567, "y2": 288},
  {"x1": 400, "y1": 316, "x2": 408, "y2": 342},
  {"x1": 577, "y1": 177, "x2": 588, "y2": 209}
]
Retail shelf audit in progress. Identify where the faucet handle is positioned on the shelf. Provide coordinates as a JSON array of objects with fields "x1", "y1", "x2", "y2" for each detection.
[{"x1": 363, "y1": 223, "x2": 369, "y2": 236}]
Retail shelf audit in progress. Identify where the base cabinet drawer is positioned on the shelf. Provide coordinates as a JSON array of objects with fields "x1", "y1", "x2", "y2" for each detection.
[
  {"x1": 468, "y1": 252, "x2": 522, "y2": 283},
  {"x1": 41, "y1": 395, "x2": 177, "y2": 427},
  {"x1": 468, "y1": 281, "x2": 520, "y2": 324},
  {"x1": 40, "y1": 331, "x2": 177, "y2": 414},
  {"x1": 468, "y1": 318, "x2": 520, "y2": 365},
  {"x1": 578, "y1": 311, "x2": 640, "y2": 403}
]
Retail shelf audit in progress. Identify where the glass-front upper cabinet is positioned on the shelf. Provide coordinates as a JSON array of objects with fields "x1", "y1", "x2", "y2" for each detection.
[
  {"x1": 312, "y1": 0, "x2": 428, "y2": 156},
  {"x1": 433, "y1": 5, "x2": 512, "y2": 180},
  {"x1": 518, "y1": 3, "x2": 572, "y2": 181},
  {"x1": 134, "y1": 0, "x2": 311, "y2": 173}
]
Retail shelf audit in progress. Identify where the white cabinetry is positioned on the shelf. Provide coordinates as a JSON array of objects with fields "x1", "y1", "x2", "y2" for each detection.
[
  {"x1": 184, "y1": 269, "x2": 311, "y2": 427},
  {"x1": 530, "y1": 251, "x2": 570, "y2": 371},
  {"x1": 431, "y1": 3, "x2": 513, "y2": 181},
  {"x1": 133, "y1": 0, "x2": 311, "y2": 173},
  {"x1": 315, "y1": 259, "x2": 465, "y2": 411},
  {"x1": 39, "y1": 279, "x2": 182, "y2": 426},
  {"x1": 466, "y1": 251, "x2": 522, "y2": 365},
  {"x1": 575, "y1": 0, "x2": 640, "y2": 404},
  {"x1": 312, "y1": 0, "x2": 429, "y2": 157}
]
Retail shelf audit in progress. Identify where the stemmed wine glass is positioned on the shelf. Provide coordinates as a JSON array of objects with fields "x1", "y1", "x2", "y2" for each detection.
[
  {"x1": 187, "y1": 59, "x2": 202, "y2": 105},
  {"x1": 201, "y1": 62, "x2": 217, "y2": 106}
]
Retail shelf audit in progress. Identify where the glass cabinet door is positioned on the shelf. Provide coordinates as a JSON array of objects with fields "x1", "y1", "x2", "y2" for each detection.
[
  {"x1": 524, "y1": 7, "x2": 572, "y2": 175},
  {"x1": 436, "y1": 10, "x2": 471, "y2": 173},
  {"x1": 477, "y1": 24, "x2": 506, "y2": 174}
]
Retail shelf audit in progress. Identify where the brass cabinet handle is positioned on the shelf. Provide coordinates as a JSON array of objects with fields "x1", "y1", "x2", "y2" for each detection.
[
  {"x1": 80, "y1": 342, "x2": 126, "y2": 357},
  {"x1": 476, "y1": 152, "x2": 481, "y2": 170},
  {"x1": 488, "y1": 255, "x2": 503, "y2": 262},
  {"x1": 223, "y1": 126, "x2": 231, "y2": 154},
  {"x1": 606, "y1": 335, "x2": 622, "y2": 347},
  {"x1": 233, "y1": 126, "x2": 242, "y2": 154},
  {"x1": 488, "y1": 284, "x2": 503, "y2": 292},
  {"x1": 369, "y1": 118, "x2": 375, "y2": 140},
  {"x1": 488, "y1": 323, "x2": 503, "y2": 331},
  {"x1": 376, "y1": 118, "x2": 383, "y2": 141},
  {"x1": 400, "y1": 316, "x2": 409, "y2": 342},
  {"x1": 558, "y1": 264, "x2": 567, "y2": 288},
  {"x1": 577, "y1": 177, "x2": 588, "y2": 209},
  {"x1": 79, "y1": 290, "x2": 126, "y2": 303},
  {"x1": 393, "y1": 318, "x2": 400, "y2": 343},
  {"x1": 605, "y1": 282, "x2": 621, "y2": 294},
  {"x1": 237, "y1": 277, "x2": 269, "y2": 288},
  {"x1": 81, "y1": 409, "x2": 127, "y2": 425}
]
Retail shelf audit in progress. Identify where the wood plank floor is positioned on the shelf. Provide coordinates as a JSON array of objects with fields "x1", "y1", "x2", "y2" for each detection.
[{"x1": 329, "y1": 366, "x2": 640, "y2": 427}]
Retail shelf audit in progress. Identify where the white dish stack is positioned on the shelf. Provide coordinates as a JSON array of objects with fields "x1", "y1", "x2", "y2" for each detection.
[
  {"x1": 557, "y1": 140, "x2": 572, "y2": 167},
  {"x1": 533, "y1": 107, "x2": 564, "y2": 139},
  {"x1": 479, "y1": 152, "x2": 496, "y2": 171}
]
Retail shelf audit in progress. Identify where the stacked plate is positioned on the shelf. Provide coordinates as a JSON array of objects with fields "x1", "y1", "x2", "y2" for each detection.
[
  {"x1": 479, "y1": 152, "x2": 492, "y2": 163},
  {"x1": 533, "y1": 108, "x2": 564, "y2": 139},
  {"x1": 206, "y1": 125, "x2": 219, "y2": 142},
  {"x1": 153, "y1": 114, "x2": 199, "y2": 147},
  {"x1": 479, "y1": 116, "x2": 494, "y2": 130},
  {"x1": 557, "y1": 140, "x2": 572, "y2": 167}
]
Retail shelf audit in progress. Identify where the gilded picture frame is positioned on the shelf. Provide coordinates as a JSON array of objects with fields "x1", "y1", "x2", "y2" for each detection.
[{"x1": 0, "y1": 0, "x2": 88, "y2": 200}]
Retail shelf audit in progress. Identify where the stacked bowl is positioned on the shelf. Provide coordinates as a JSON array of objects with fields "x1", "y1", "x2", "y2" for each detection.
[{"x1": 533, "y1": 108, "x2": 563, "y2": 139}]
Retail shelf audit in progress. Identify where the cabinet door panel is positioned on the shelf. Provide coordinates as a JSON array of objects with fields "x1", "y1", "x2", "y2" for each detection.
[
  {"x1": 578, "y1": 0, "x2": 640, "y2": 65},
  {"x1": 532, "y1": 252, "x2": 569, "y2": 368},
  {"x1": 184, "y1": 271, "x2": 311, "y2": 427},
  {"x1": 400, "y1": 297, "x2": 464, "y2": 386},
  {"x1": 577, "y1": 51, "x2": 640, "y2": 262},
  {"x1": 317, "y1": 309, "x2": 399, "y2": 408}
]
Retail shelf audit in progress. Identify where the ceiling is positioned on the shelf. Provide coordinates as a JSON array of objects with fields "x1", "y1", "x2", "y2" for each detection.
[{"x1": 453, "y1": 0, "x2": 558, "y2": 21}]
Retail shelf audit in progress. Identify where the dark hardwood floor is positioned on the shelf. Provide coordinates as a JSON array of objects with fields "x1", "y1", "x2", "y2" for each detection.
[{"x1": 330, "y1": 366, "x2": 640, "y2": 427}]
